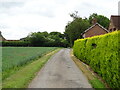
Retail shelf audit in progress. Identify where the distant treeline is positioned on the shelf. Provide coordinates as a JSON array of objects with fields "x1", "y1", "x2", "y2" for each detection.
[{"x1": 2, "y1": 31, "x2": 69, "y2": 47}]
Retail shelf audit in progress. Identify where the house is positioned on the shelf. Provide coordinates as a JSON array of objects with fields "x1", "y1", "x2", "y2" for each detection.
[
  {"x1": 108, "y1": 15, "x2": 120, "y2": 32},
  {"x1": 82, "y1": 23, "x2": 109, "y2": 38},
  {"x1": 0, "y1": 31, "x2": 6, "y2": 41}
]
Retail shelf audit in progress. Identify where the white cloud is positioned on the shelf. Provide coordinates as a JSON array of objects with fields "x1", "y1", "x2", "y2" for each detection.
[{"x1": 0, "y1": 0, "x2": 119, "y2": 40}]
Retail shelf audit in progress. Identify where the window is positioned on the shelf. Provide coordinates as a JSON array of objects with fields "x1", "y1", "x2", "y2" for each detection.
[
  {"x1": 113, "y1": 28, "x2": 116, "y2": 31},
  {"x1": 109, "y1": 29, "x2": 112, "y2": 32}
]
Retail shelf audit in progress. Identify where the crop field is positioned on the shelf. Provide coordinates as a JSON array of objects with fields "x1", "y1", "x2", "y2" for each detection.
[{"x1": 2, "y1": 47, "x2": 57, "y2": 71}]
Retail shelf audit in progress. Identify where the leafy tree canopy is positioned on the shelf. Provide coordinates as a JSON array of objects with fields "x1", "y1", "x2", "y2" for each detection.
[
  {"x1": 23, "y1": 31, "x2": 68, "y2": 47},
  {"x1": 64, "y1": 12, "x2": 90, "y2": 47},
  {"x1": 89, "y1": 13, "x2": 110, "y2": 29}
]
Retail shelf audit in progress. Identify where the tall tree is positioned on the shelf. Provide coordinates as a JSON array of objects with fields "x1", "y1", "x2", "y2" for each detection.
[{"x1": 64, "y1": 13, "x2": 90, "y2": 47}]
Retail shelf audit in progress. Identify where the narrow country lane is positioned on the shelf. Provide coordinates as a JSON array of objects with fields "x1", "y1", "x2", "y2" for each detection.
[{"x1": 28, "y1": 49, "x2": 92, "y2": 88}]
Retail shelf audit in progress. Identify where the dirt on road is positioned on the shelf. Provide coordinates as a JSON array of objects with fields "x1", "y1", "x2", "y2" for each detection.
[{"x1": 28, "y1": 49, "x2": 92, "y2": 88}]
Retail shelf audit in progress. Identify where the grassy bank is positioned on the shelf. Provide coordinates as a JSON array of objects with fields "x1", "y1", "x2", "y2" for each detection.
[
  {"x1": 70, "y1": 50, "x2": 107, "y2": 89},
  {"x1": 2, "y1": 48, "x2": 61, "y2": 88}
]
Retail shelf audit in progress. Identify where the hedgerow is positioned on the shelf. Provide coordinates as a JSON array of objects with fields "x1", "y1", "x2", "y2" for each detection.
[
  {"x1": 2, "y1": 40, "x2": 68, "y2": 47},
  {"x1": 73, "y1": 31, "x2": 120, "y2": 88},
  {"x1": 2, "y1": 41, "x2": 30, "y2": 47}
]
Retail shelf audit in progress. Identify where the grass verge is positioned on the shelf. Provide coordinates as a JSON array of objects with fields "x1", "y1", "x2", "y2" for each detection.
[
  {"x1": 70, "y1": 49, "x2": 108, "y2": 89},
  {"x1": 2, "y1": 48, "x2": 61, "y2": 88}
]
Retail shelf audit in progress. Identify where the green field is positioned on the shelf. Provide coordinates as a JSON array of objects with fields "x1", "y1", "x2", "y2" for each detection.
[{"x1": 2, "y1": 47, "x2": 57, "y2": 80}]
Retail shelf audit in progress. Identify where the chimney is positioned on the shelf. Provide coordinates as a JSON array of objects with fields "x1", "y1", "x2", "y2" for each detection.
[{"x1": 92, "y1": 18, "x2": 97, "y2": 25}]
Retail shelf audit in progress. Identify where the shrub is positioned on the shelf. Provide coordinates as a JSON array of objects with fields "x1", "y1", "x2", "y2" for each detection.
[{"x1": 73, "y1": 31, "x2": 120, "y2": 88}]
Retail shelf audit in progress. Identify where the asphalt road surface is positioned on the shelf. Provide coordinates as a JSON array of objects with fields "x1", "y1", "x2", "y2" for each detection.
[{"x1": 28, "y1": 49, "x2": 92, "y2": 88}]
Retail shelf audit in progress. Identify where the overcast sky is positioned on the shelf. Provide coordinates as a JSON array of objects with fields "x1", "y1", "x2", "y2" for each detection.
[{"x1": 0, "y1": 0, "x2": 119, "y2": 40}]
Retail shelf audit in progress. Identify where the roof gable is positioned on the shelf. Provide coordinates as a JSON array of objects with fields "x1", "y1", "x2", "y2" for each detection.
[{"x1": 82, "y1": 23, "x2": 109, "y2": 35}]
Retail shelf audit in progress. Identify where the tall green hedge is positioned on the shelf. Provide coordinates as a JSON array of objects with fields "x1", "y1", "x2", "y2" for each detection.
[{"x1": 73, "y1": 31, "x2": 120, "y2": 88}]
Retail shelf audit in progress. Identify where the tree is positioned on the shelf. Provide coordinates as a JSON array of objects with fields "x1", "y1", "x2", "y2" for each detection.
[
  {"x1": 64, "y1": 15, "x2": 90, "y2": 47},
  {"x1": 25, "y1": 31, "x2": 68, "y2": 47},
  {"x1": 70, "y1": 11, "x2": 79, "y2": 20},
  {"x1": 28, "y1": 32, "x2": 46, "y2": 46},
  {"x1": 49, "y1": 31, "x2": 67, "y2": 47},
  {"x1": 41, "y1": 31, "x2": 49, "y2": 37},
  {"x1": 89, "y1": 13, "x2": 110, "y2": 29}
]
